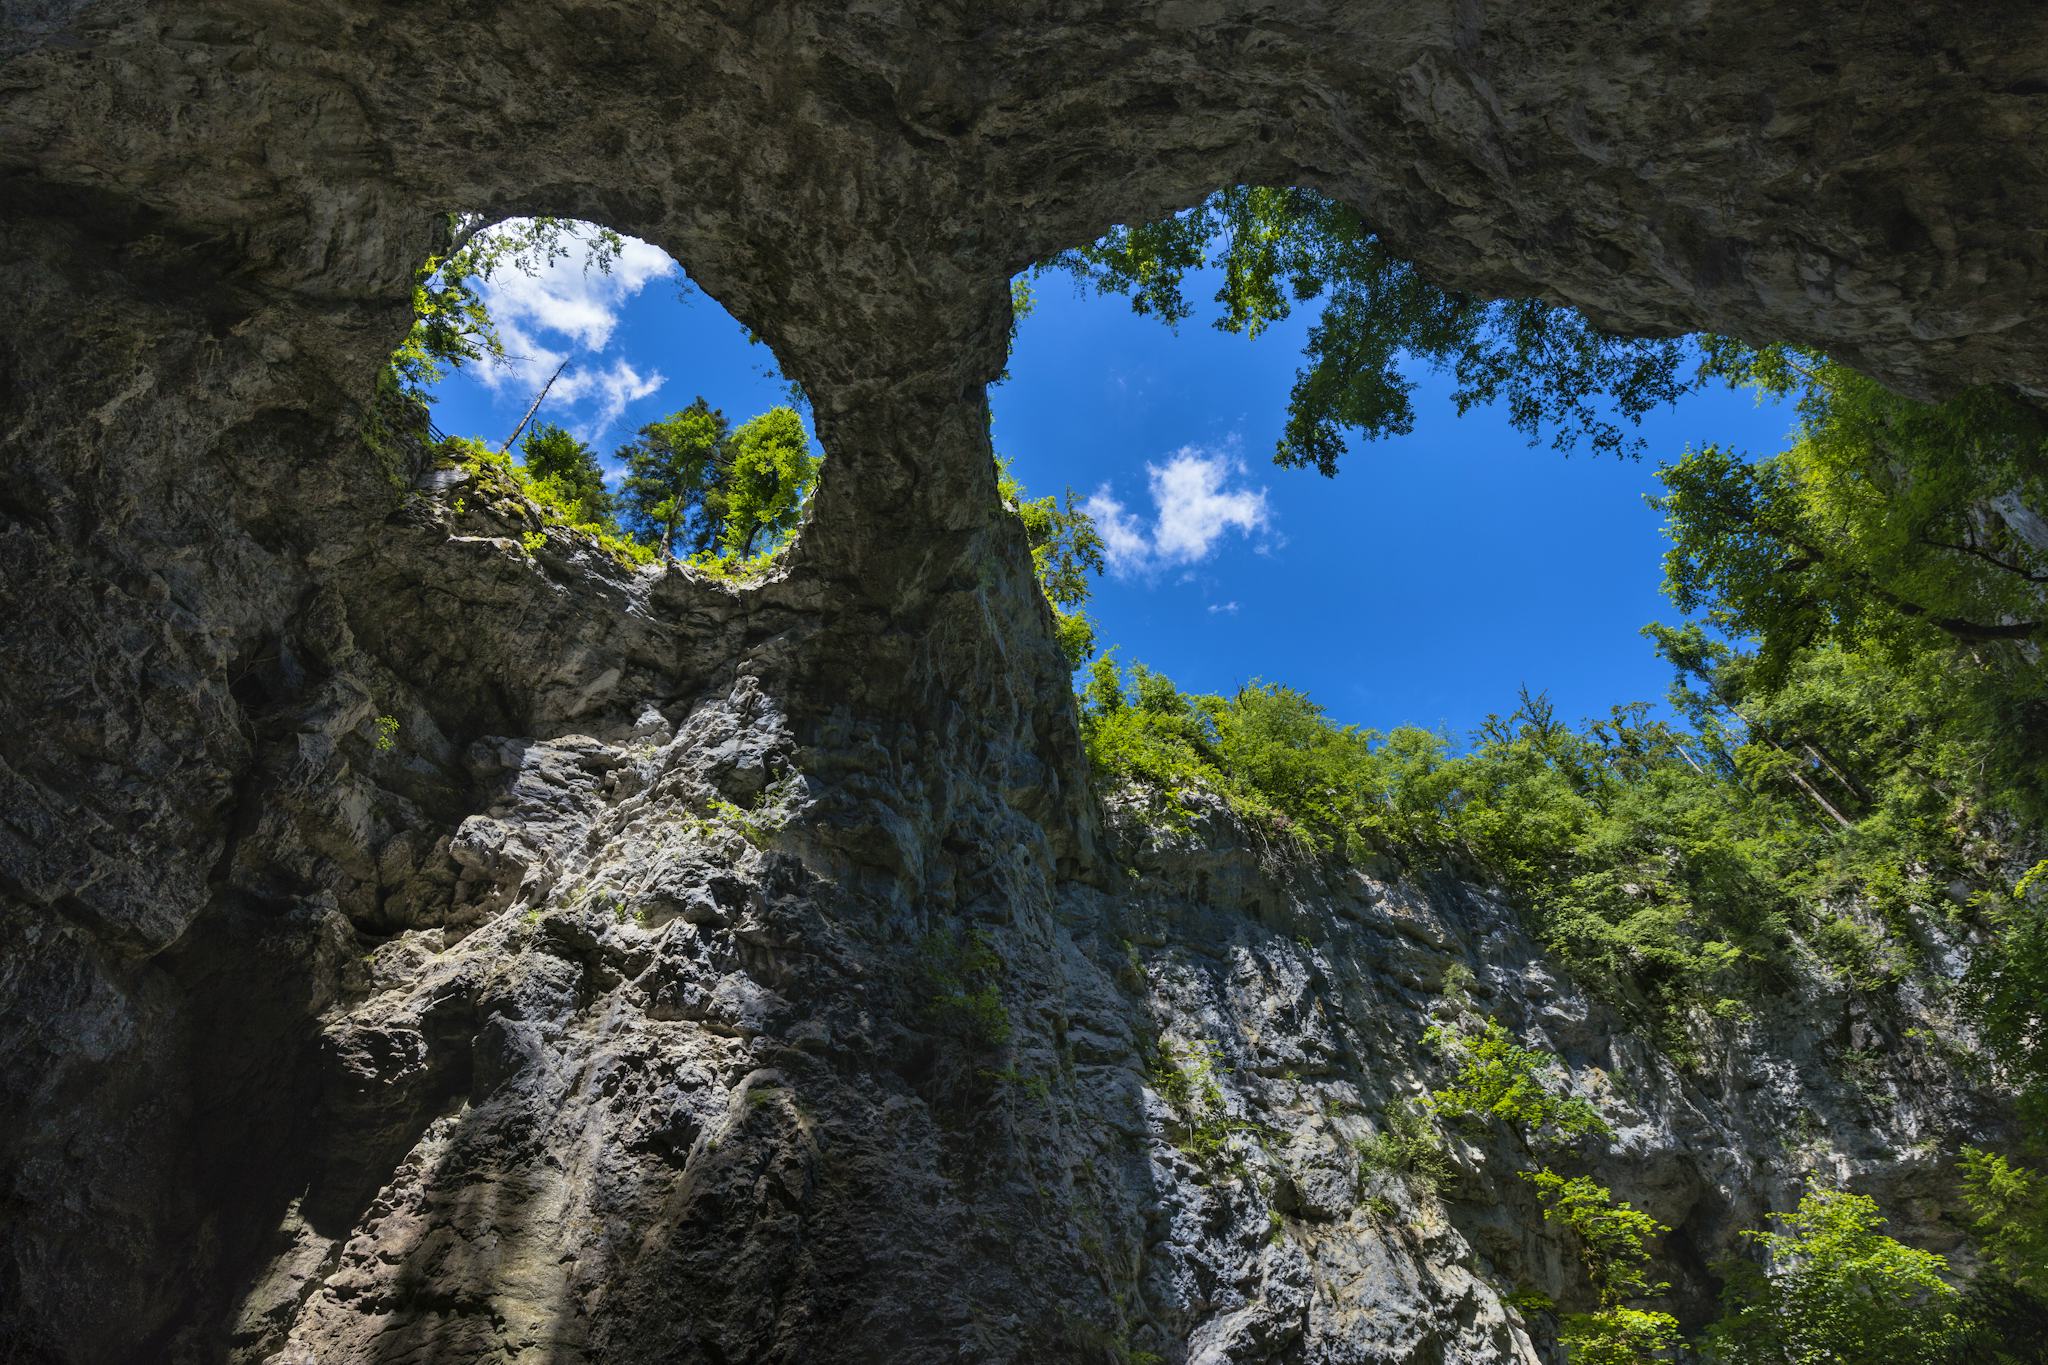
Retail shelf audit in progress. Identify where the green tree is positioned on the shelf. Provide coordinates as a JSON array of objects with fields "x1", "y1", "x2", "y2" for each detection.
[
  {"x1": 705, "y1": 406, "x2": 820, "y2": 557},
  {"x1": 997, "y1": 459, "x2": 1106, "y2": 667},
  {"x1": 618, "y1": 398, "x2": 728, "y2": 558},
  {"x1": 1656, "y1": 349, "x2": 2048, "y2": 782},
  {"x1": 1704, "y1": 1190, "x2": 1962, "y2": 1365},
  {"x1": 1960, "y1": 1147, "x2": 2048, "y2": 1300},
  {"x1": 1050, "y1": 185, "x2": 1694, "y2": 474},
  {"x1": 1972, "y1": 871, "x2": 2048, "y2": 1114},
  {"x1": 1525, "y1": 1171, "x2": 1670, "y2": 1305},
  {"x1": 1519, "y1": 1170, "x2": 1680, "y2": 1364},
  {"x1": 519, "y1": 423, "x2": 612, "y2": 526}
]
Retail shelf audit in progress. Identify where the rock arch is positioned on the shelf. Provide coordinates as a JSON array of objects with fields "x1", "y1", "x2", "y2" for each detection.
[{"x1": 3, "y1": 2, "x2": 2046, "y2": 1359}]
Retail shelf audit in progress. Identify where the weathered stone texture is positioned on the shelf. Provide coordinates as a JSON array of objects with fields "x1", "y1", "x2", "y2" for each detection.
[{"x1": 3, "y1": 1, "x2": 2046, "y2": 1360}]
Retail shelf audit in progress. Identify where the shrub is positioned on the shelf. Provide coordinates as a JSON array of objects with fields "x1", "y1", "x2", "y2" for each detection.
[
  {"x1": 1556, "y1": 1305, "x2": 1681, "y2": 1365},
  {"x1": 1703, "y1": 1190, "x2": 1961, "y2": 1365},
  {"x1": 915, "y1": 927, "x2": 1010, "y2": 1053},
  {"x1": 1522, "y1": 1170, "x2": 1670, "y2": 1305},
  {"x1": 1425, "y1": 1018, "x2": 1611, "y2": 1147},
  {"x1": 1960, "y1": 1147, "x2": 2048, "y2": 1298},
  {"x1": 1522, "y1": 1170, "x2": 1680, "y2": 1364},
  {"x1": 1355, "y1": 1102, "x2": 1454, "y2": 1197},
  {"x1": 439, "y1": 435, "x2": 656, "y2": 569},
  {"x1": 1150, "y1": 1038, "x2": 1247, "y2": 1173}
]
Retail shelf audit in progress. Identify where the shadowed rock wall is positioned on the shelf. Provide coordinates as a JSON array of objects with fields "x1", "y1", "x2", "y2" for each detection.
[{"x1": 3, "y1": 1, "x2": 2046, "y2": 1360}]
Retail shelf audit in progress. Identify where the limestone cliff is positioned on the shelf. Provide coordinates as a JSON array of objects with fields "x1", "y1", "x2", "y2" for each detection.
[{"x1": 4, "y1": 1, "x2": 2047, "y2": 1361}]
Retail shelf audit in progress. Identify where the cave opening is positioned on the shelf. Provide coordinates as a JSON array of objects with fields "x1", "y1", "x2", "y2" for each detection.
[
  {"x1": 382, "y1": 214, "x2": 825, "y2": 583},
  {"x1": 994, "y1": 186, "x2": 1798, "y2": 739}
]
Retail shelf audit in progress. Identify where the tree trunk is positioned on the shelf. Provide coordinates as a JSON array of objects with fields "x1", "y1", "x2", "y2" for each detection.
[
  {"x1": 1802, "y1": 739, "x2": 1873, "y2": 806},
  {"x1": 500, "y1": 357, "x2": 569, "y2": 454},
  {"x1": 1765, "y1": 737, "x2": 1855, "y2": 829}
]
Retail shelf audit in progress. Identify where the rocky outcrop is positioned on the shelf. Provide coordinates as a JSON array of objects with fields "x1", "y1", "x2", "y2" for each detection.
[
  {"x1": 4, "y1": 1, "x2": 2047, "y2": 1360},
  {"x1": 3, "y1": 456, "x2": 2010, "y2": 1363},
  {"x1": 158, "y1": 587, "x2": 1999, "y2": 1363}
]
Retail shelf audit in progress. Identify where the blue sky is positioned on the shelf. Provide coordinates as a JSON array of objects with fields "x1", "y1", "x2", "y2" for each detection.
[{"x1": 426, "y1": 224, "x2": 1795, "y2": 740}]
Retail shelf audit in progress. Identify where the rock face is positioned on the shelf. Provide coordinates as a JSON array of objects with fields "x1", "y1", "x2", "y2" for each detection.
[{"x1": 2, "y1": 2, "x2": 2045, "y2": 1361}]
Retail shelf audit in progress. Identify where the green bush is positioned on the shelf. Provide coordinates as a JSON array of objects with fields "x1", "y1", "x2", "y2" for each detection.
[
  {"x1": 1556, "y1": 1306, "x2": 1681, "y2": 1365},
  {"x1": 1703, "y1": 1190, "x2": 1961, "y2": 1365},
  {"x1": 1354, "y1": 1102, "x2": 1454, "y2": 1197},
  {"x1": 1523, "y1": 1170, "x2": 1680, "y2": 1364},
  {"x1": 1960, "y1": 1147, "x2": 2048, "y2": 1298},
  {"x1": 1425, "y1": 1018, "x2": 1610, "y2": 1147},
  {"x1": 1523, "y1": 1170, "x2": 1670, "y2": 1304},
  {"x1": 440, "y1": 435, "x2": 656, "y2": 569},
  {"x1": 1150, "y1": 1038, "x2": 1249, "y2": 1173},
  {"x1": 915, "y1": 927, "x2": 1011, "y2": 1053}
]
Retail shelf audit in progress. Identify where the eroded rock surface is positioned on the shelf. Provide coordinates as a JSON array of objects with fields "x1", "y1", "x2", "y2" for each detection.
[
  {"x1": 4, "y1": 1, "x2": 2047, "y2": 1360},
  {"x1": 201, "y1": 645, "x2": 1997, "y2": 1364}
]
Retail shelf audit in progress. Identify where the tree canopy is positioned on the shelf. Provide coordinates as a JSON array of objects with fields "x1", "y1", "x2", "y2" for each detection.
[
  {"x1": 618, "y1": 398, "x2": 730, "y2": 559},
  {"x1": 708, "y1": 406, "x2": 822, "y2": 558},
  {"x1": 1704, "y1": 1191, "x2": 1962, "y2": 1365},
  {"x1": 1660, "y1": 345, "x2": 2048, "y2": 665},
  {"x1": 1047, "y1": 185, "x2": 1696, "y2": 474},
  {"x1": 389, "y1": 216, "x2": 624, "y2": 395},
  {"x1": 519, "y1": 423, "x2": 611, "y2": 526}
]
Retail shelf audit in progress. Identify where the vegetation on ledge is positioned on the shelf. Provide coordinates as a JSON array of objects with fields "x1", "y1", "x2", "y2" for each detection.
[{"x1": 1020, "y1": 213, "x2": 2048, "y2": 1357}]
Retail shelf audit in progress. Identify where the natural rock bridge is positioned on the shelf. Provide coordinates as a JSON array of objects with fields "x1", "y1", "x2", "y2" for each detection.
[{"x1": 3, "y1": 2, "x2": 2045, "y2": 1360}]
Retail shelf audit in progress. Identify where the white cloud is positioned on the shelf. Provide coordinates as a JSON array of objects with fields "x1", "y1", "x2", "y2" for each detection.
[
  {"x1": 1081, "y1": 487, "x2": 1153, "y2": 571},
  {"x1": 1207, "y1": 601, "x2": 1240, "y2": 615},
  {"x1": 1084, "y1": 447, "x2": 1273, "y2": 576},
  {"x1": 553, "y1": 358, "x2": 666, "y2": 443},
  {"x1": 1150, "y1": 450, "x2": 1270, "y2": 563},
  {"x1": 469, "y1": 221, "x2": 676, "y2": 438},
  {"x1": 479, "y1": 226, "x2": 673, "y2": 355}
]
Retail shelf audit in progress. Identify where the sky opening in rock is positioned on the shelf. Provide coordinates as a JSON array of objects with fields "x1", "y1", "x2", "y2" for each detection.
[{"x1": 424, "y1": 222, "x2": 1795, "y2": 739}]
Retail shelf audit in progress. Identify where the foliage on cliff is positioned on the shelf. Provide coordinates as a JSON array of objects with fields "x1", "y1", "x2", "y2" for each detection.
[
  {"x1": 1071, "y1": 321, "x2": 2048, "y2": 1356},
  {"x1": 384, "y1": 218, "x2": 823, "y2": 577},
  {"x1": 1704, "y1": 1191, "x2": 1963, "y2": 1364},
  {"x1": 997, "y1": 458, "x2": 1105, "y2": 667}
]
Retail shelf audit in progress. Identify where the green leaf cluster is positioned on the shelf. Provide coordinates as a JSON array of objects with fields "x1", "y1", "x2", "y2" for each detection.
[
  {"x1": 915, "y1": 926, "x2": 1011, "y2": 1054},
  {"x1": 1514, "y1": 1170, "x2": 1682, "y2": 1363},
  {"x1": 1048, "y1": 186, "x2": 1694, "y2": 474},
  {"x1": 1353, "y1": 1102, "x2": 1454, "y2": 1198},
  {"x1": 1149, "y1": 1038, "x2": 1253, "y2": 1174},
  {"x1": 1524, "y1": 1171, "x2": 1671, "y2": 1305},
  {"x1": 1554, "y1": 1306, "x2": 1682, "y2": 1365},
  {"x1": 1659, "y1": 348, "x2": 2048, "y2": 812},
  {"x1": 1424, "y1": 1018, "x2": 1611, "y2": 1147},
  {"x1": 616, "y1": 399, "x2": 820, "y2": 566},
  {"x1": 520, "y1": 423, "x2": 614, "y2": 526},
  {"x1": 1960, "y1": 1147, "x2": 2048, "y2": 1299},
  {"x1": 1703, "y1": 1191, "x2": 1962, "y2": 1364},
  {"x1": 997, "y1": 458, "x2": 1106, "y2": 668},
  {"x1": 388, "y1": 216, "x2": 625, "y2": 395}
]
